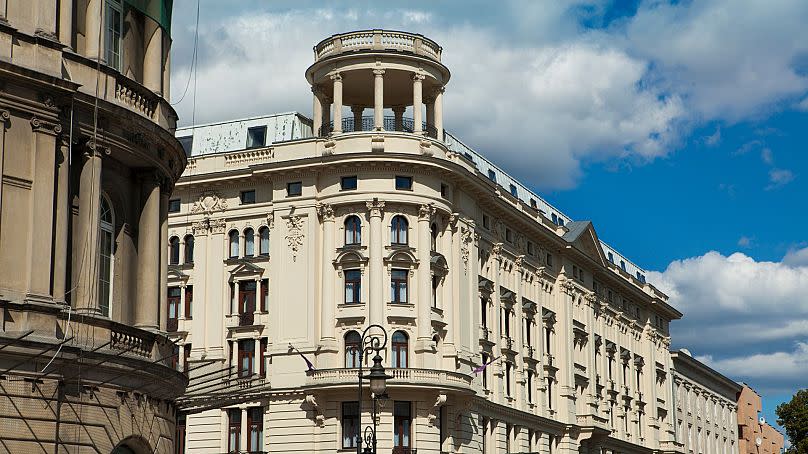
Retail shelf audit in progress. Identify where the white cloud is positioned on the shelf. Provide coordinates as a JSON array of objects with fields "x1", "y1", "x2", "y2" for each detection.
[
  {"x1": 797, "y1": 97, "x2": 808, "y2": 111},
  {"x1": 704, "y1": 127, "x2": 721, "y2": 146},
  {"x1": 766, "y1": 168, "x2": 795, "y2": 190},
  {"x1": 761, "y1": 148, "x2": 774, "y2": 165},
  {"x1": 649, "y1": 251, "x2": 808, "y2": 394},
  {"x1": 737, "y1": 236, "x2": 753, "y2": 248},
  {"x1": 783, "y1": 246, "x2": 808, "y2": 267}
]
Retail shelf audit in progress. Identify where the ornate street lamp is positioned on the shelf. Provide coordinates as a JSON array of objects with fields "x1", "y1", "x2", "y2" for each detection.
[{"x1": 356, "y1": 324, "x2": 393, "y2": 454}]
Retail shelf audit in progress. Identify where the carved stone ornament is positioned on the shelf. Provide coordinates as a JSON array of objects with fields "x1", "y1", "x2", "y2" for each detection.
[
  {"x1": 560, "y1": 278, "x2": 577, "y2": 295},
  {"x1": 418, "y1": 203, "x2": 436, "y2": 221},
  {"x1": 490, "y1": 242, "x2": 503, "y2": 260},
  {"x1": 428, "y1": 393, "x2": 447, "y2": 426},
  {"x1": 366, "y1": 199, "x2": 385, "y2": 218},
  {"x1": 304, "y1": 394, "x2": 325, "y2": 426},
  {"x1": 460, "y1": 227, "x2": 474, "y2": 273},
  {"x1": 285, "y1": 214, "x2": 305, "y2": 262},
  {"x1": 267, "y1": 212, "x2": 275, "y2": 229},
  {"x1": 191, "y1": 192, "x2": 228, "y2": 215},
  {"x1": 316, "y1": 203, "x2": 335, "y2": 222}
]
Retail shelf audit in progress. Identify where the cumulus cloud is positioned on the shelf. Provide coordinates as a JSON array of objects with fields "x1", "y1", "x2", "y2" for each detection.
[
  {"x1": 783, "y1": 246, "x2": 808, "y2": 267},
  {"x1": 766, "y1": 168, "x2": 795, "y2": 190},
  {"x1": 649, "y1": 251, "x2": 808, "y2": 394}
]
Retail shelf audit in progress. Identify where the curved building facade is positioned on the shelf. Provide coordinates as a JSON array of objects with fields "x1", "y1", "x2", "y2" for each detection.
[
  {"x1": 0, "y1": 1, "x2": 186, "y2": 453},
  {"x1": 169, "y1": 30, "x2": 736, "y2": 454}
]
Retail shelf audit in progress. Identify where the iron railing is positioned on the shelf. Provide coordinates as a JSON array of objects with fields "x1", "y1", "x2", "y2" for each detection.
[
  {"x1": 318, "y1": 115, "x2": 440, "y2": 140},
  {"x1": 238, "y1": 312, "x2": 254, "y2": 327},
  {"x1": 167, "y1": 318, "x2": 178, "y2": 333}
]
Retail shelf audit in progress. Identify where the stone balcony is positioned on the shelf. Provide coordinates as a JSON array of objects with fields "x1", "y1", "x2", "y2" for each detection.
[
  {"x1": 313, "y1": 29, "x2": 442, "y2": 62},
  {"x1": 307, "y1": 367, "x2": 474, "y2": 393}
]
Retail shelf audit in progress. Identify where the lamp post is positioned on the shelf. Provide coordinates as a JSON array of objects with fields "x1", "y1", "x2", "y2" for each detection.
[{"x1": 356, "y1": 324, "x2": 392, "y2": 454}]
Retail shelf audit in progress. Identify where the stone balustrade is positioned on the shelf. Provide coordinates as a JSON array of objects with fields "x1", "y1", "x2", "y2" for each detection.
[
  {"x1": 314, "y1": 29, "x2": 442, "y2": 62},
  {"x1": 307, "y1": 367, "x2": 473, "y2": 391}
]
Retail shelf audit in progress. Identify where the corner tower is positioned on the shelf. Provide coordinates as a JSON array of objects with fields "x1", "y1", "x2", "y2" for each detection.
[{"x1": 306, "y1": 30, "x2": 450, "y2": 139}]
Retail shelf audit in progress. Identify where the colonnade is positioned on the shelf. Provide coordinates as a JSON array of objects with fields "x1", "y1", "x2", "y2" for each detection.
[{"x1": 311, "y1": 69, "x2": 445, "y2": 139}]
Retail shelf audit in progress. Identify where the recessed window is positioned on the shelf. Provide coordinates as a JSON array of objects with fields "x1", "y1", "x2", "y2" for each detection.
[
  {"x1": 527, "y1": 241, "x2": 535, "y2": 256},
  {"x1": 620, "y1": 260, "x2": 627, "y2": 272},
  {"x1": 509, "y1": 184, "x2": 517, "y2": 197},
  {"x1": 546, "y1": 253, "x2": 553, "y2": 268},
  {"x1": 482, "y1": 214, "x2": 490, "y2": 230},
  {"x1": 505, "y1": 228, "x2": 513, "y2": 243},
  {"x1": 607, "y1": 252, "x2": 614, "y2": 263},
  {"x1": 105, "y1": 0, "x2": 123, "y2": 70},
  {"x1": 344, "y1": 215, "x2": 361, "y2": 245},
  {"x1": 637, "y1": 272, "x2": 646, "y2": 283},
  {"x1": 530, "y1": 198, "x2": 538, "y2": 210},
  {"x1": 395, "y1": 175, "x2": 413, "y2": 190},
  {"x1": 342, "y1": 402, "x2": 359, "y2": 448},
  {"x1": 487, "y1": 169, "x2": 497, "y2": 182},
  {"x1": 341, "y1": 176, "x2": 358, "y2": 190},
  {"x1": 559, "y1": 218, "x2": 565, "y2": 227},
  {"x1": 240, "y1": 190, "x2": 256, "y2": 204},
  {"x1": 551, "y1": 213, "x2": 558, "y2": 224},
  {"x1": 168, "y1": 198, "x2": 181, "y2": 213},
  {"x1": 391, "y1": 215, "x2": 409, "y2": 245},
  {"x1": 344, "y1": 269, "x2": 361, "y2": 304},
  {"x1": 246, "y1": 126, "x2": 267, "y2": 149},
  {"x1": 178, "y1": 136, "x2": 193, "y2": 157},
  {"x1": 440, "y1": 183, "x2": 448, "y2": 198},
  {"x1": 287, "y1": 181, "x2": 302, "y2": 197},
  {"x1": 391, "y1": 269, "x2": 409, "y2": 304}
]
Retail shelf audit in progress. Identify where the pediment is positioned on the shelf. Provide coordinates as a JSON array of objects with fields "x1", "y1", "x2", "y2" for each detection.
[
  {"x1": 167, "y1": 266, "x2": 190, "y2": 282},
  {"x1": 562, "y1": 221, "x2": 607, "y2": 267},
  {"x1": 229, "y1": 260, "x2": 265, "y2": 277}
]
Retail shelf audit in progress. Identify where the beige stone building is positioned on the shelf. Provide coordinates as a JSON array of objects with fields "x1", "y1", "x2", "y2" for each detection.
[
  {"x1": 736, "y1": 384, "x2": 783, "y2": 454},
  {"x1": 671, "y1": 351, "x2": 741, "y2": 454},
  {"x1": 165, "y1": 30, "x2": 704, "y2": 454},
  {"x1": 0, "y1": 1, "x2": 186, "y2": 453}
]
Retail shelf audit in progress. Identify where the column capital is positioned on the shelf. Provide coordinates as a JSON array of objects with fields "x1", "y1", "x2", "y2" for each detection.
[
  {"x1": 316, "y1": 202, "x2": 335, "y2": 222},
  {"x1": 418, "y1": 203, "x2": 435, "y2": 221},
  {"x1": 366, "y1": 198, "x2": 385, "y2": 218},
  {"x1": 351, "y1": 105, "x2": 365, "y2": 113},
  {"x1": 82, "y1": 138, "x2": 110, "y2": 158},
  {"x1": 311, "y1": 85, "x2": 325, "y2": 97},
  {"x1": 330, "y1": 72, "x2": 343, "y2": 81},
  {"x1": 412, "y1": 72, "x2": 426, "y2": 81},
  {"x1": 30, "y1": 116, "x2": 63, "y2": 136},
  {"x1": 391, "y1": 105, "x2": 406, "y2": 114},
  {"x1": 372, "y1": 68, "x2": 386, "y2": 76}
]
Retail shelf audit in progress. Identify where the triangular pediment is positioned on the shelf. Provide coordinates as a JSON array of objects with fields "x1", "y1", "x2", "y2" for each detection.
[
  {"x1": 562, "y1": 221, "x2": 607, "y2": 267},
  {"x1": 229, "y1": 260, "x2": 265, "y2": 277}
]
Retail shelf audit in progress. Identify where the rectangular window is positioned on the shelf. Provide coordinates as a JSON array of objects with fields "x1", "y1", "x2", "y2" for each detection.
[
  {"x1": 240, "y1": 190, "x2": 256, "y2": 204},
  {"x1": 104, "y1": 0, "x2": 122, "y2": 70},
  {"x1": 167, "y1": 287, "x2": 181, "y2": 332},
  {"x1": 246, "y1": 126, "x2": 267, "y2": 148},
  {"x1": 505, "y1": 228, "x2": 513, "y2": 243},
  {"x1": 510, "y1": 184, "x2": 518, "y2": 196},
  {"x1": 546, "y1": 253, "x2": 553, "y2": 268},
  {"x1": 527, "y1": 241, "x2": 535, "y2": 256},
  {"x1": 530, "y1": 198, "x2": 538, "y2": 210},
  {"x1": 480, "y1": 297, "x2": 487, "y2": 328},
  {"x1": 260, "y1": 279, "x2": 268, "y2": 312},
  {"x1": 185, "y1": 286, "x2": 193, "y2": 320},
  {"x1": 505, "y1": 362, "x2": 512, "y2": 396},
  {"x1": 482, "y1": 214, "x2": 490, "y2": 229},
  {"x1": 344, "y1": 269, "x2": 361, "y2": 304},
  {"x1": 178, "y1": 136, "x2": 193, "y2": 157},
  {"x1": 259, "y1": 338, "x2": 267, "y2": 377},
  {"x1": 395, "y1": 175, "x2": 413, "y2": 190},
  {"x1": 620, "y1": 260, "x2": 627, "y2": 271},
  {"x1": 341, "y1": 175, "x2": 358, "y2": 190},
  {"x1": 227, "y1": 409, "x2": 241, "y2": 453},
  {"x1": 287, "y1": 181, "x2": 302, "y2": 197},
  {"x1": 391, "y1": 269, "x2": 408, "y2": 304},
  {"x1": 487, "y1": 169, "x2": 497, "y2": 182},
  {"x1": 247, "y1": 407, "x2": 263, "y2": 453},
  {"x1": 342, "y1": 402, "x2": 359, "y2": 448},
  {"x1": 440, "y1": 183, "x2": 448, "y2": 198},
  {"x1": 238, "y1": 340, "x2": 255, "y2": 377},
  {"x1": 394, "y1": 401, "x2": 412, "y2": 448},
  {"x1": 551, "y1": 213, "x2": 558, "y2": 224},
  {"x1": 607, "y1": 251, "x2": 614, "y2": 263},
  {"x1": 175, "y1": 413, "x2": 186, "y2": 454},
  {"x1": 168, "y1": 199, "x2": 181, "y2": 213}
]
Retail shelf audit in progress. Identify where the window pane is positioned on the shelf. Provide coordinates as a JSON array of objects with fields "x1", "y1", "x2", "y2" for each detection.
[
  {"x1": 245, "y1": 229, "x2": 255, "y2": 256},
  {"x1": 247, "y1": 126, "x2": 267, "y2": 148},
  {"x1": 341, "y1": 176, "x2": 357, "y2": 190},
  {"x1": 259, "y1": 228, "x2": 270, "y2": 255}
]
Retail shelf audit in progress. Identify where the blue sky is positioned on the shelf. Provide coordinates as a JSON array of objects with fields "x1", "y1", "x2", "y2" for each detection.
[{"x1": 168, "y1": 0, "x2": 808, "y2": 436}]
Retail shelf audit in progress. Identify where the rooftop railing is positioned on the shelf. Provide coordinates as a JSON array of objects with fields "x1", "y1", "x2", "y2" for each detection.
[
  {"x1": 314, "y1": 30, "x2": 442, "y2": 62},
  {"x1": 318, "y1": 115, "x2": 440, "y2": 140}
]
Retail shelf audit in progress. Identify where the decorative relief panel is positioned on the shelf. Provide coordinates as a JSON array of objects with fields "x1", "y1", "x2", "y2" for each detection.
[{"x1": 285, "y1": 214, "x2": 305, "y2": 261}]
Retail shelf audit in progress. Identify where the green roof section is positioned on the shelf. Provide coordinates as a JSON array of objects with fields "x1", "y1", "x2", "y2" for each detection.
[{"x1": 125, "y1": 0, "x2": 173, "y2": 34}]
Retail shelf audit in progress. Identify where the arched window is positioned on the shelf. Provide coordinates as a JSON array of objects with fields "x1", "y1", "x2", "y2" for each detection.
[
  {"x1": 98, "y1": 195, "x2": 114, "y2": 317},
  {"x1": 430, "y1": 222, "x2": 438, "y2": 251},
  {"x1": 344, "y1": 215, "x2": 361, "y2": 245},
  {"x1": 229, "y1": 230, "x2": 239, "y2": 258},
  {"x1": 391, "y1": 331, "x2": 408, "y2": 368},
  {"x1": 244, "y1": 228, "x2": 255, "y2": 256},
  {"x1": 169, "y1": 236, "x2": 180, "y2": 265},
  {"x1": 345, "y1": 331, "x2": 361, "y2": 368},
  {"x1": 259, "y1": 226, "x2": 270, "y2": 256},
  {"x1": 184, "y1": 234, "x2": 194, "y2": 264},
  {"x1": 391, "y1": 215, "x2": 408, "y2": 245}
]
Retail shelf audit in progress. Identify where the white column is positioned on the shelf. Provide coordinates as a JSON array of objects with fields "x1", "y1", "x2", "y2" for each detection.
[
  {"x1": 74, "y1": 147, "x2": 102, "y2": 313},
  {"x1": 159, "y1": 188, "x2": 169, "y2": 330},
  {"x1": 179, "y1": 284, "x2": 186, "y2": 319},
  {"x1": 312, "y1": 87, "x2": 323, "y2": 135},
  {"x1": 319, "y1": 204, "x2": 336, "y2": 341},
  {"x1": 331, "y1": 73, "x2": 343, "y2": 133},
  {"x1": 135, "y1": 174, "x2": 161, "y2": 330},
  {"x1": 416, "y1": 204, "x2": 434, "y2": 341},
  {"x1": 232, "y1": 281, "x2": 240, "y2": 316},
  {"x1": 322, "y1": 95, "x2": 331, "y2": 135},
  {"x1": 434, "y1": 87, "x2": 445, "y2": 141},
  {"x1": 253, "y1": 337, "x2": 261, "y2": 375},
  {"x1": 240, "y1": 407, "x2": 248, "y2": 449},
  {"x1": 491, "y1": 244, "x2": 504, "y2": 400},
  {"x1": 366, "y1": 200, "x2": 385, "y2": 325},
  {"x1": 514, "y1": 257, "x2": 525, "y2": 409},
  {"x1": 84, "y1": 0, "x2": 104, "y2": 61},
  {"x1": 143, "y1": 20, "x2": 163, "y2": 95},
  {"x1": 412, "y1": 73, "x2": 425, "y2": 134},
  {"x1": 373, "y1": 69, "x2": 385, "y2": 130},
  {"x1": 254, "y1": 278, "x2": 262, "y2": 316}
]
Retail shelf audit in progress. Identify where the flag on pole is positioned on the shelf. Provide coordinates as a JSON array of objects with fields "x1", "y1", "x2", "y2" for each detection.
[
  {"x1": 472, "y1": 355, "x2": 499, "y2": 374},
  {"x1": 292, "y1": 346, "x2": 316, "y2": 373}
]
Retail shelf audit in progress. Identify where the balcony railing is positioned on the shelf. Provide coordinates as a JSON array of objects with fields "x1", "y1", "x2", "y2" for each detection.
[
  {"x1": 308, "y1": 367, "x2": 473, "y2": 390},
  {"x1": 314, "y1": 29, "x2": 441, "y2": 62},
  {"x1": 392, "y1": 448, "x2": 417, "y2": 454},
  {"x1": 318, "y1": 115, "x2": 439, "y2": 140},
  {"x1": 167, "y1": 318, "x2": 178, "y2": 333},
  {"x1": 237, "y1": 312, "x2": 254, "y2": 327}
]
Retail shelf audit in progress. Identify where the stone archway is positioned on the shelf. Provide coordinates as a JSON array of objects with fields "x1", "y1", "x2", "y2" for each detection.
[{"x1": 111, "y1": 435, "x2": 152, "y2": 454}]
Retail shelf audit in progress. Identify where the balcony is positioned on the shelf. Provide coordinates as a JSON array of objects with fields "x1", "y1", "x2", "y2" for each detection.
[
  {"x1": 319, "y1": 115, "x2": 439, "y2": 139},
  {"x1": 314, "y1": 29, "x2": 442, "y2": 62},
  {"x1": 307, "y1": 367, "x2": 473, "y2": 392},
  {"x1": 392, "y1": 448, "x2": 417, "y2": 454}
]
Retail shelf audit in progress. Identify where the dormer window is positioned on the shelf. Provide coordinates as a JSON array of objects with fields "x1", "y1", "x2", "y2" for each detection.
[
  {"x1": 247, "y1": 126, "x2": 267, "y2": 148},
  {"x1": 488, "y1": 169, "x2": 497, "y2": 182},
  {"x1": 509, "y1": 184, "x2": 517, "y2": 197}
]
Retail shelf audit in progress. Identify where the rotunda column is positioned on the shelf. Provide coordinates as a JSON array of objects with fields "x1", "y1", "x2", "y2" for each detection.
[
  {"x1": 415, "y1": 204, "x2": 436, "y2": 368},
  {"x1": 318, "y1": 204, "x2": 336, "y2": 341},
  {"x1": 143, "y1": 19, "x2": 164, "y2": 95},
  {"x1": 135, "y1": 173, "x2": 161, "y2": 330},
  {"x1": 85, "y1": 0, "x2": 104, "y2": 61},
  {"x1": 366, "y1": 199, "x2": 385, "y2": 325},
  {"x1": 74, "y1": 146, "x2": 103, "y2": 314},
  {"x1": 351, "y1": 106, "x2": 364, "y2": 131},
  {"x1": 331, "y1": 73, "x2": 343, "y2": 133},
  {"x1": 321, "y1": 95, "x2": 331, "y2": 135},
  {"x1": 373, "y1": 69, "x2": 385, "y2": 130},
  {"x1": 412, "y1": 73, "x2": 425, "y2": 134},
  {"x1": 434, "y1": 86, "x2": 445, "y2": 141},
  {"x1": 312, "y1": 87, "x2": 324, "y2": 135},
  {"x1": 392, "y1": 106, "x2": 406, "y2": 132},
  {"x1": 159, "y1": 185, "x2": 169, "y2": 330}
]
